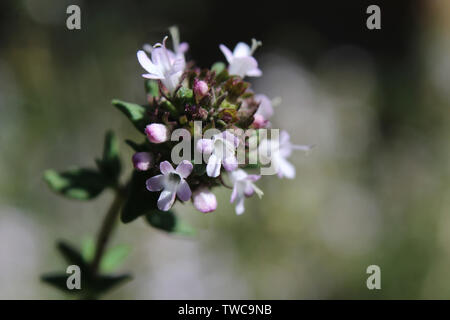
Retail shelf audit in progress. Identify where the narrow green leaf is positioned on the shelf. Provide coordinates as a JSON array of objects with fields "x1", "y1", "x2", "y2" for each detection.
[
  {"x1": 81, "y1": 238, "x2": 95, "y2": 263},
  {"x1": 112, "y1": 99, "x2": 148, "y2": 132},
  {"x1": 91, "y1": 274, "x2": 132, "y2": 294},
  {"x1": 44, "y1": 168, "x2": 107, "y2": 200},
  {"x1": 41, "y1": 273, "x2": 77, "y2": 293},
  {"x1": 96, "y1": 131, "x2": 121, "y2": 182},
  {"x1": 100, "y1": 245, "x2": 130, "y2": 273},
  {"x1": 145, "y1": 210, "x2": 195, "y2": 236},
  {"x1": 57, "y1": 241, "x2": 89, "y2": 271}
]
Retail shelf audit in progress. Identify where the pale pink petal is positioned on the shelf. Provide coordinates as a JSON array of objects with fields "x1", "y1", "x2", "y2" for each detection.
[
  {"x1": 151, "y1": 47, "x2": 171, "y2": 72},
  {"x1": 244, "y1": 184, "x2": 254, "y2": 197},
  {"x1": 228, "y1": 56, "x2": 258, "y2": 78},
  {"x1": 178, "y1": 42, "x2": 189, "y2": 53},
  {"x1": 233, "y1": 42, "x2": 251, "y2": 57},
  {"x1": 159, "y1": 161, "x2": 175, "y2": 175},
  {"x1": 137, "y1": 50, "x2": 162, "y2": 76},
  {"x1": 196, "y1": 139, "x2": 213, "y2": 154},
  {"x1": 222, "y1": 131, "x2": 239, "y2": 148},
  {"x1": 206, "y1": 154, "x2": 221, "y2": 177},
  {"x1": 176, "y1": 179, "x2": 192, "y2": 201},
  {"x1": 219, "y1": 44, "x2": 234, "y2": 64},
  {"x1": 146, "y1": 175, "x2": 164, "y2": 192},
  {"x1": 175, "y1": 160, "x2": 193, "y2": 178},
  {"x1": 246, "y1": 68, "x2": 263, "y2": 77},
  {"x1": 157, "y1": 190, "x2": 177, "y2": 211},
  {"x1": 223, "y1": 156, "x2": 238, "y2": 172},
  {"x1": 247, "y1": 174, "x2": 261, "y2": 182},
  {"x1": 235, "y1": 195, "x2": 245, "y2": 215},
  {"x1": 277, "y1": 157, "x2": 296, "y2": 179},
  {"x1": 230, "y1": 184, "x2": 238, "y2": 203},
  {"x1": 142, "y1": 73, "x2": 164, "y2": 80}
]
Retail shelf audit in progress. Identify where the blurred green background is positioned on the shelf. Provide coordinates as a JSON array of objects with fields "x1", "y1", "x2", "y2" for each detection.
[{"x1": 1, "y1": 0, "x2": 450, "y2": 299}]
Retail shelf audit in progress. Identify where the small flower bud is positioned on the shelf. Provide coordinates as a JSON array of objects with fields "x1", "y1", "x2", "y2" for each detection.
[
  {"x1": 132, "y1": 152, "x2": 153, "y2": 171},
  {"x1": 193, "y1": 79, "x2": 209, "y2": 99},
  {"x1": 252, "y1": 114, "x2": 268, "y2": 128},
  {"x1": 193, "y1": 188, "x2": 217, "y2": 213},
  {"x1": 145, "y1": 123, "x2": 169, "y2": 144}
]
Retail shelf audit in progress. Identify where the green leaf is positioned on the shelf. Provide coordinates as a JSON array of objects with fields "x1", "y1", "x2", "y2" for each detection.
[
  {"x1": 41, "y1": 272, "x2": 131, "y2": 297},
  {"x1": 211, "y1": 62, "x2": 226, "y2": 74},
  {"x1": 145, "y1": 209, "x2": 195, "y2": 236},
  {"x1": 121, "y1": 171, "x2": 158, "y2": 223},
  {"x1": 100, "y1": 245, "x2": 130, "y2": 273},
  {"x1": 44, "y1": 168, "x2": 108, "y2": 200},
  {"x1": 96, "y1": 131, "x2": 121, "y2": 182},
  {"x1": 41, "y1": 273, "x2": 77, "y2": 293},
  {"x1": 112, "y1": 99, "x2": 148, "y2": 132},
  {"x1": 81, "y1": 238, "x2": 95, "y2": 262},
  {"x1": 57, "y1": 241, "x2": 90, "y2": 271},
  {"x1": 90, "y1": 274, "x2": 132, "y2": 295},
  {"x1": 145, "y1": 80, "x2": 160, "y2": 97}
]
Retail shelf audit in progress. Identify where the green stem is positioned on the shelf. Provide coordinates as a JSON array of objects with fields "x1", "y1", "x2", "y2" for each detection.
[{"x1": 91, "y1": 187, "x2": 126, "y2": 275}]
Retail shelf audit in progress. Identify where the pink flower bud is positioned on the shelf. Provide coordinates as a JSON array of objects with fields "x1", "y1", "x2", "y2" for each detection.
[
  {"x1": 252, "y1": 114, "x2": 268, "y2": 129},
  {"x1": 132, "y1": 152, "x2": 153, "y2": 171},
  {"x1": 145, "y1": 123, "x2": 169, "y2": 144},
  {"x1": 193, "y1": 79, "x2": 209, "y2": 99},
  {"x1": 193, "y1": 188, "x2": 217, "y2": 213}
]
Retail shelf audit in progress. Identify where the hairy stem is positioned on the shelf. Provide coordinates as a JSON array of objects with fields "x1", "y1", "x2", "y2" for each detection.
[{"x1": 91, "y1": 186, "x2": 126, "y2": 275}]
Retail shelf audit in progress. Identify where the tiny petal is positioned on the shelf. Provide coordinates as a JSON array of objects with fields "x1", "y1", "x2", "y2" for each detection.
[
  {"x1": 235, "y1": 196, "x2": 245, "y2": 215},
  {"x1": 175, "y1": 160, "x2": 193, "y2": 178},
  {"x1": 157, "y1": 190, "x2": 177, "y2": 211},
  {"x1": 206, "y1": 154, "x2": 221, "y2": 177},
  {"x1": 197, "y1": 139, "x2": 213, "y2": 154},
  {"x1": 193, "y1": 188, "x2": 217, "y2": 213},
  {"x1": 221, "y1": 131, "x2": 239, "y2": 148},
  {"x1": 159, "y1": 161, "x2": 175, "y2": 175},
  {"x1": 219, "y1": 44, "x2": 234, "y2": 63},
  {"x1": 146, "y1": 174, "x2": 164, "y2": 192},
  {"x1": 145, "y1": 123, "x2": 169, "y2": 144},
  {"x1": 244, "y1": 184, "x2": 254, "y2": 197},
  {"x1": 223, "y1": 156, "x2": 238, "y2": 172},
  {"x1": 176, "y1": 179, "x2": 192, "y2": 201},
  {"x1": 132, "y1": 152, "x2": 153, "y2": 171},
  {"x1": 277, "y1": 157, "x2": 296, "y2": 179}
]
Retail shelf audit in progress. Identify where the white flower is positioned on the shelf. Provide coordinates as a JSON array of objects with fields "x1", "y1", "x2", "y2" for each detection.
[
  {"x1": 219, "y1": 39, "x2": 262, "y2": 78},
  {"x1": 197, "y1": 131, "x2": 240, "y2": 178},
  {"x1": 137, "y1": 36, "x2": 184, "y2": 94},
  {"x1": 229, "y1": 169, "x2": 263, "y2": 215},
  {"x1": 146, "y1": 160, "x2": 193, "y2": 211},
  {"x1": 258, "y1": 130, "x2": 311, "y2": 179}
]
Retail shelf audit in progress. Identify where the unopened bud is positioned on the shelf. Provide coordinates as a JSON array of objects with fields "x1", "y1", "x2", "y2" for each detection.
[
  {"x1": 132, "y1": 152, "x2": 153, "y2": 171},
  {"x1": 145, "y1": 123, "x2": 169, "y2": 144},
  {"x1": 252, "y1": 114, "x2": 268, "y2": 128},
  {"x1": 193, "y1": 188, "x2": 217, "y2": 213},
  {"x1": 193, "y1": 79, "x2": 209, "y2": 99}
]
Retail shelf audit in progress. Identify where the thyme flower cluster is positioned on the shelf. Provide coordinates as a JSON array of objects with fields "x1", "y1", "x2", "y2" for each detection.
[{"x1": 129, "y1": 28, "x2": 310, "y2": 215}]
